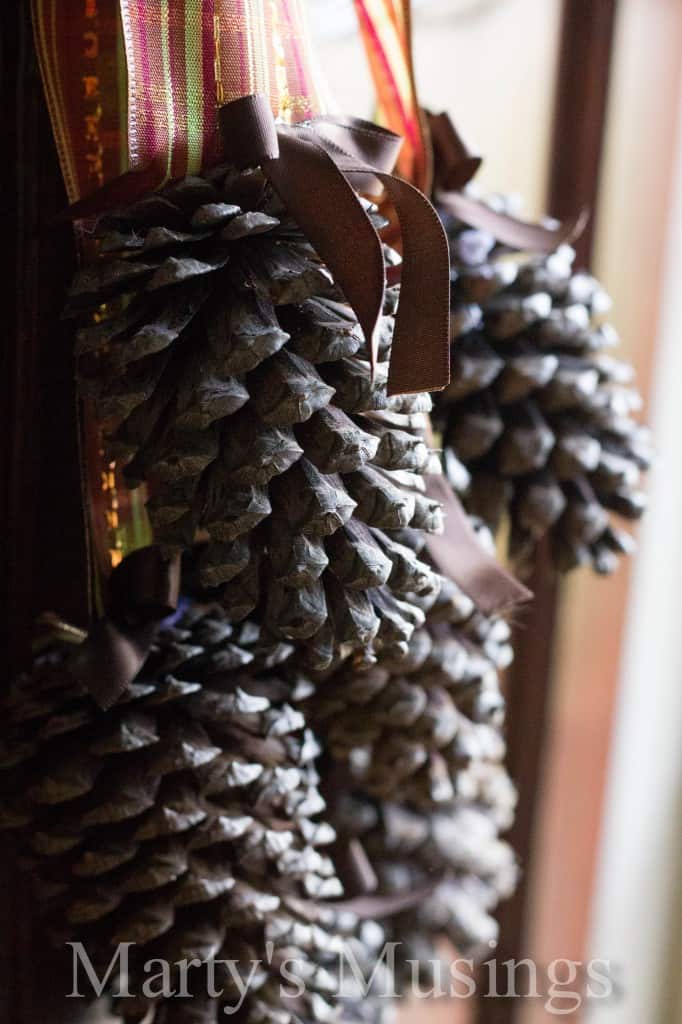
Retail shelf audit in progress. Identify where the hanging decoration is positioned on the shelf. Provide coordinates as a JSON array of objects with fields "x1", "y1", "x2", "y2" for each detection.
[
  {"x1": 67, "y1": 161, "x2": 452, "y2": 682},
  {"x1": 426, "y1": 111, "x2": 650, "y2": 574},
  {"x1": 353, "y1": 0, "x2": 650, "y2": 576},
  {"x1": 8, "y1": 0, "x2": 540, "y2": 1018},
  {"x1": 37, "y1": 0, "x2": 462, "y2": 632},
  {"x1": 435, "y1": 187, "x2": 651, "y2": 574},
  {"x1": 1, "y1": 541, "x2": 520, "y2": 1019}
]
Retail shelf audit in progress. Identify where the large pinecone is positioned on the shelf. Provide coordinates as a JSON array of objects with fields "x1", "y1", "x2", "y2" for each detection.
[
  {"x1": 69, "y1": 168, "x2": 442, "y2": 667},
  {"x1": 303, "y1": 520, "x2": 517, "y2": 966},
  {"x1": 305, "y1": 524, "x2": 513, "y2": 807},
  {"x1": 0, "y1": 603, "x2": 393, "y2": 1023},
  {"x1": 434, "y1": 199, "x2": 651, "y2": 574}
]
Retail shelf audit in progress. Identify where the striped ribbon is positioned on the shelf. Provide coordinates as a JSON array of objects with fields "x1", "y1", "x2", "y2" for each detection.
[
  {"x1": 32, "y1": 0, "x2": 141, "y2": 600},
  {"x1": 31, "y1": 0, "x2": 127, "y2": 203},
  {"x1": 33, "y1": 0, "x2": 328, "y2": 195},
  {"x1": 120, "y1": 0, "x2": 327, "y2": 182},
  {"x1": 352, "y1": 0, "x2": 431, "y2": 192},
  {"x1": 31, "y1": 0, "x2": 330, "y2": 591}
]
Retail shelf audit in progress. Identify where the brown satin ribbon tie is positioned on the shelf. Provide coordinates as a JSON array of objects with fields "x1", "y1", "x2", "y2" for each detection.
[
  {"x1": 218, "y1": 94, "x2": 450, "y2": 396},
  {"x1": 423, "y1": 475, "x2": 532, "y2": 614},
  {"x1": 428, "y1": 110, "x2": 588, "y2": 253},
  {"x1": 68, "y1": 546, "x2": 181, "y2": 710},
  {"x1": 329, "y1": 874, "x2": 444, "y2": 919}
]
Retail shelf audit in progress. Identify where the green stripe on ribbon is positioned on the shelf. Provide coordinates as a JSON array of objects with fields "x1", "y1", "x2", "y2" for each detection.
[
  {"x1": 159, "y1": 0, "x2": 175, "y2": 182},
  {"x1": 185, "y1": 0, "x2": 204, "y2": 174}
]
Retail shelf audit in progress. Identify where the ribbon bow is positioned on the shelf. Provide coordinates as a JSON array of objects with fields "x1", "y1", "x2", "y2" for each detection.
[
  {"x1": 68, "y1": 546, "x2": 181, "y2": 709},
  {"x1": 428, "y1": 110, "x2": 589, "y2": 253},
  {"x1": 67, "y1": 95, "x2": 451, "y2": 398},
  {"x1": 219, "y1": 95, "x2": 450, "y2": 396}
]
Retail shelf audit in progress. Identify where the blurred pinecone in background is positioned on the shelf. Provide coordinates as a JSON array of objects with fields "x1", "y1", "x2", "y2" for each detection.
[
  {"x1": 69, "y1": 169, "x2": 443, "y2": 669},
  {"x1": 0, "y1": 598, "x2": 394, "y2": 1024},
  {"x1": 303, "y1": 518, "x2": 517, "y2": 969},
  {"x1": 306, "y1": 562, "x2": 512, "y2": 808},
  {"x1": 332, "y1": 762, "x2": 517, "y2": 984},
  {"x1": 433, "y1": 197, "x2": 652, "y2": 575}
]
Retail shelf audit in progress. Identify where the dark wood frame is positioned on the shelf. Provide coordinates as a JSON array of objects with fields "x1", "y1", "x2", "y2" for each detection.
[
  {"x1": 2, "y1": 3, "x2": 87, "y2": 666},
  {"x1": 1, "y1": 4, "x2": 90, "y2": 1020}
]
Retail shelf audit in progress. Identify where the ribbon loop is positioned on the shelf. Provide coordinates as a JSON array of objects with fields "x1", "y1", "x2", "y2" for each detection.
[
  {"x1": 313, "y1": 114, "x2": 404, "y2": 174},
  {"x1": 68, "y1": 546, "x2": 181, "y2": 709},
  {"x1": 218, "y1": 95, "x2": 450, "y2": 397},
  {"x1": 428, "y1": 111, "x2": 482, "y2": 192},
  {"x1": 261, "y1": 126, "x2": 387, "y2": 380},
  {"x1": 218, "y1": 94, "x2": 280, "y2": 169},
  {"x1": 427, "y1": 110, "x2": 588, "y2": 254},
  {"x1": 370, "y1": 172, "x2": 450, "y2": 395}
]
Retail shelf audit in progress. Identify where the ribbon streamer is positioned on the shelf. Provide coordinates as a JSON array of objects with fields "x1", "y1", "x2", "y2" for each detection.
[
  {"x1": 428, "y1": 111, "x2": 588, "y2": 254},
  {"x1": 329, "y1": 874, "x2": 445, "y2": 919},
  {"x1": 68, "y1": 546, "x2": 181, "y2": 709},
  {"x1": 423, "y1": 475, "x2": 531, "y2": 614}
]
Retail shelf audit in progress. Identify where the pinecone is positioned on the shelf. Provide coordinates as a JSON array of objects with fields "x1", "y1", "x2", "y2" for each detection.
[
  {"x1": 332, "y1": 763, "x2": 517, "y2": 977},
  {"x1": 305, "y1": 523, "x2": 513, "y2": 808},
  {"x1": 0, "y1": 601, "x2": 395, "y2": 1023},
  {"x1": 433, "y1": 197, "x2": 651, "y2": 574},
  {"x1": 302, "y1": 519, "x2": 517, "y2": 968},
  {"x1": 130, "y1": 900, "x2": 395, "y2": 1024},
  {"x1": 69, "y1": 167, "x2": 442, "y2": 666}
]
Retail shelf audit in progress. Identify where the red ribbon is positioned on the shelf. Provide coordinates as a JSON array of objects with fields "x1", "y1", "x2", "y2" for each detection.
[
  {"x1": 349, "y1": 2, "x2": 586, "y2": 252},
  {"x1": 352, "y1": 0, "x2": 432, "y2": 194}
]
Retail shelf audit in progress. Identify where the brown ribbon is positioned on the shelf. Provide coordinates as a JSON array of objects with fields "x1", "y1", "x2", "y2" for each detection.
[
  {"x1": 285, "y1": 870, "x2": 443, "y2": 925},
  {"x1": 424, "y1": 475, "x2": 532, "y2": 615},
  {"x1": 329, "y1": 874, "x2": 444, "y2": 919},
  {"x1": 66, "y1": 96, "x2": 451, "y2": 397},
  {"x1": 331, "y1": 837, "x2": 379, "y2": 896},
  {"x1": 428, "y1": 110, "x2": 588, "y2": 253},
  {"x1": 218, "y1": 95, "x2": 450, "y2": 396},
  {"x1": 67, "y1": 546, "x2": 181, "y2": 709}
]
